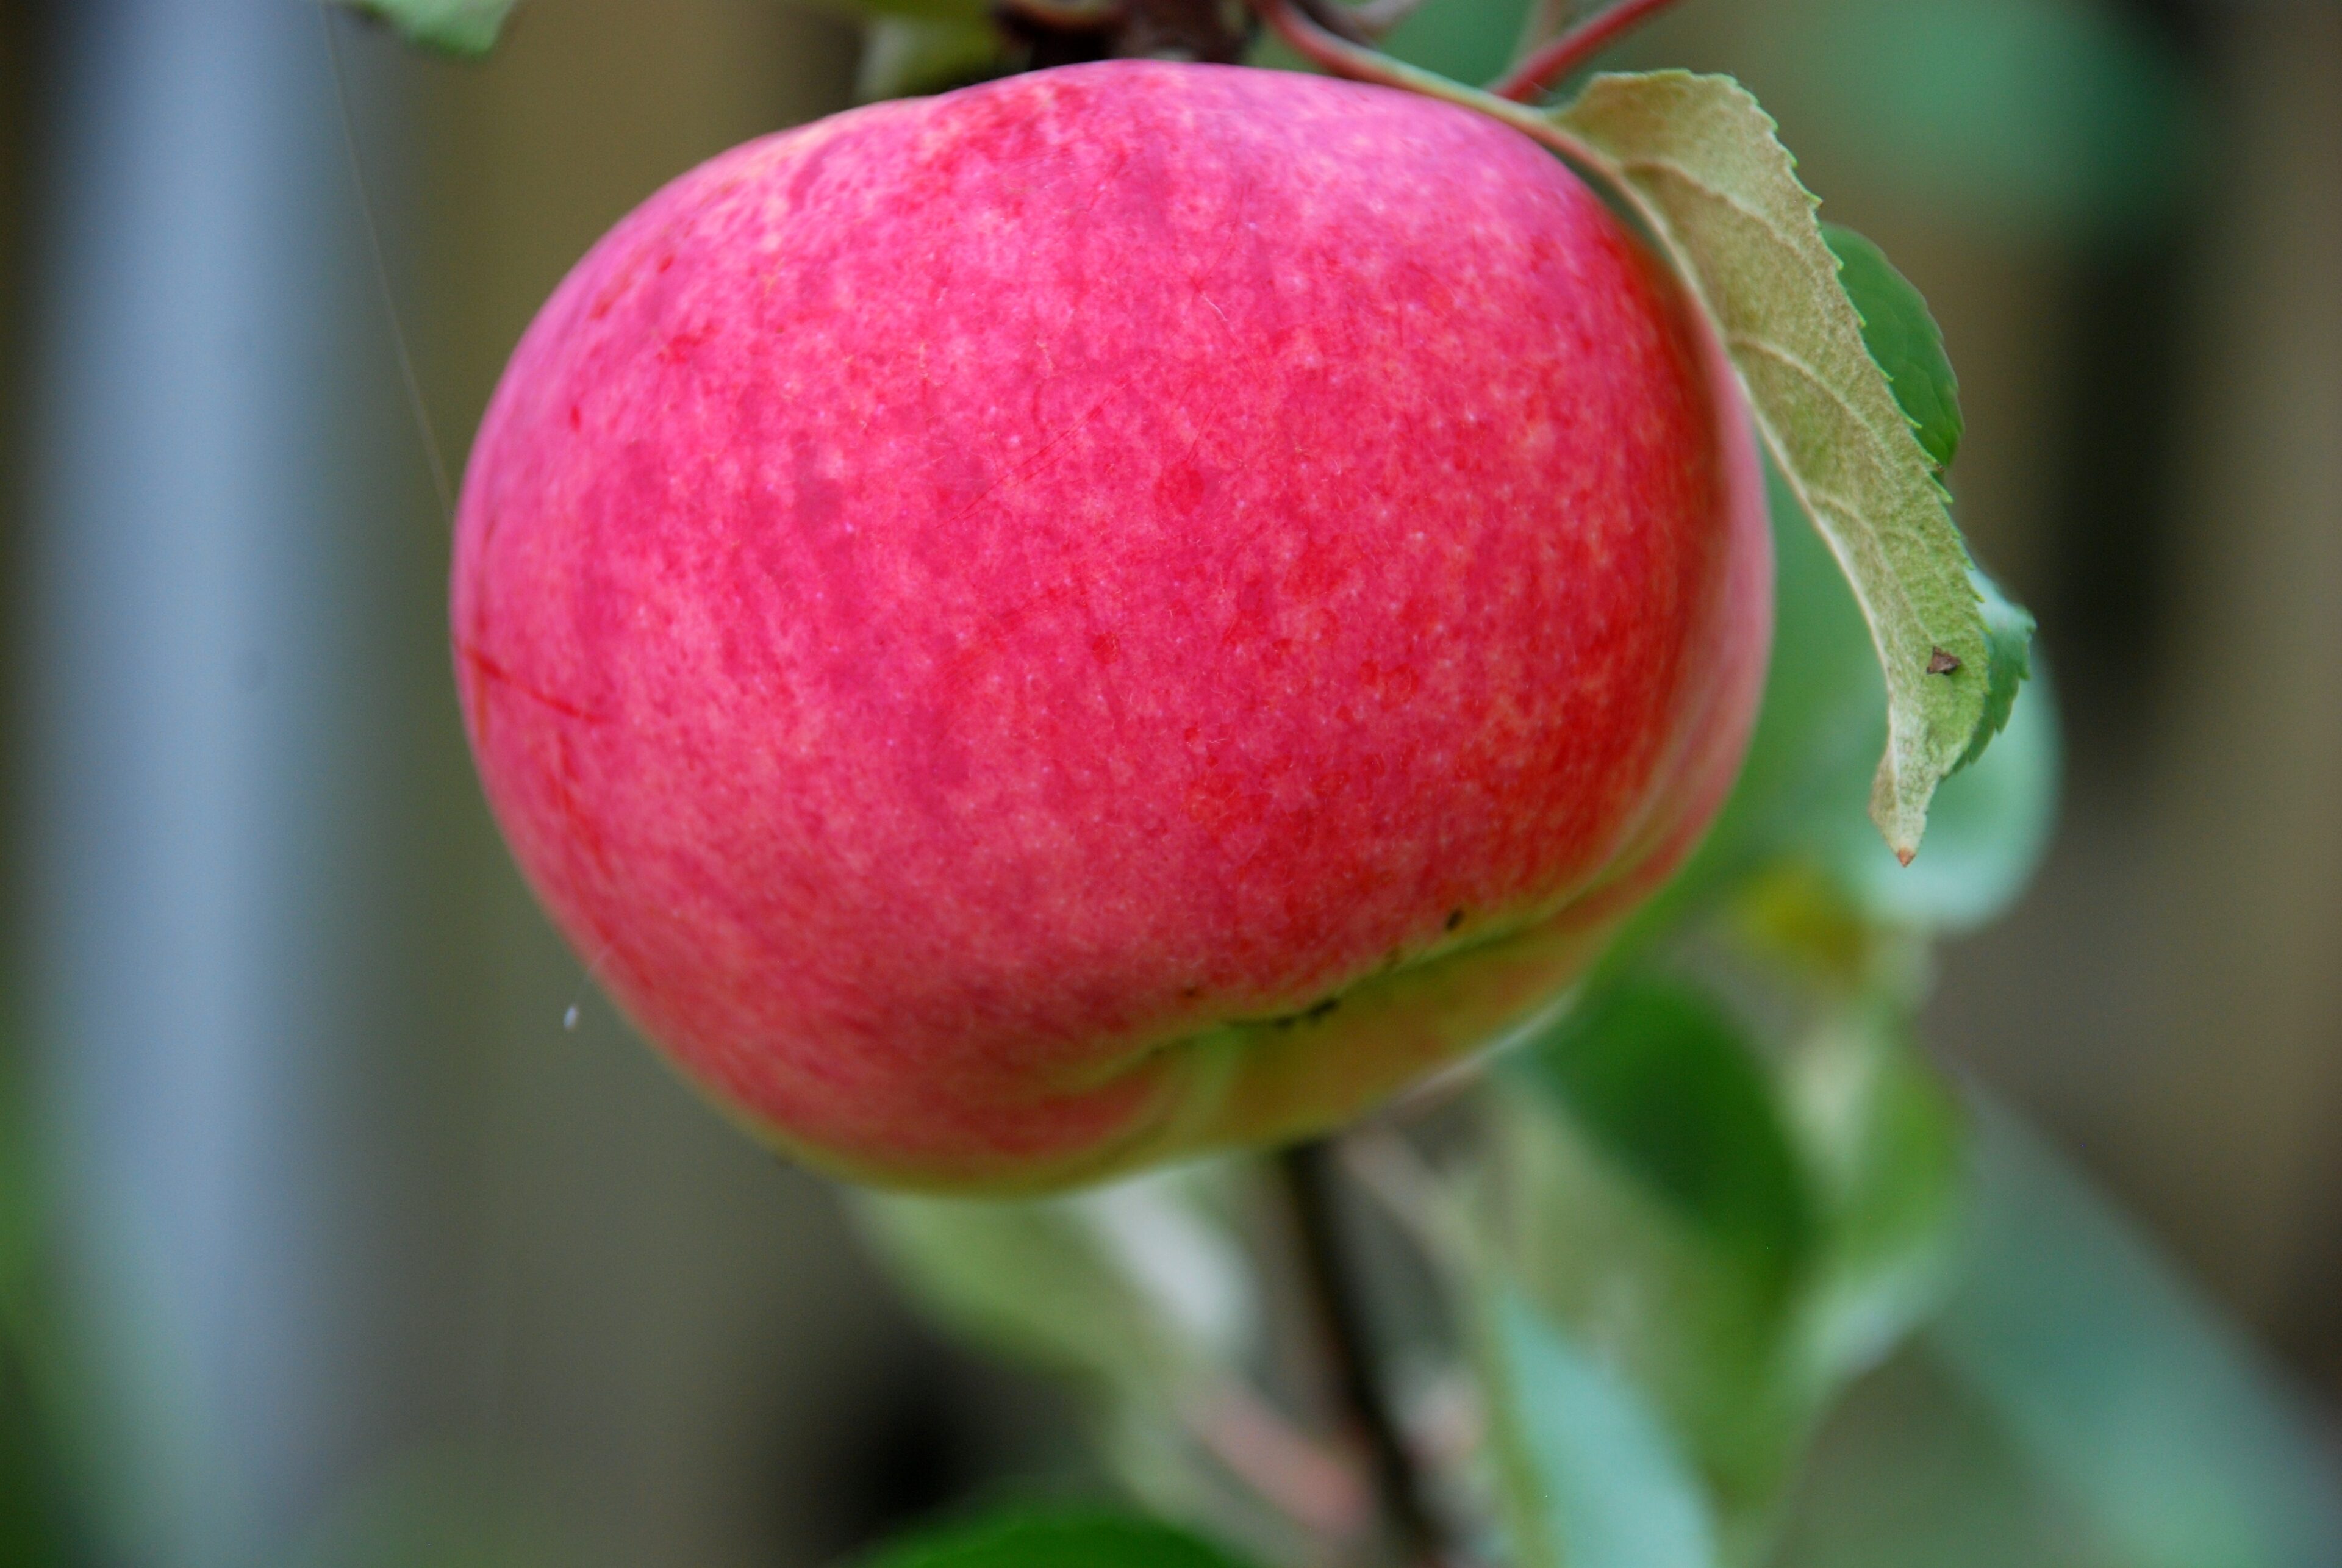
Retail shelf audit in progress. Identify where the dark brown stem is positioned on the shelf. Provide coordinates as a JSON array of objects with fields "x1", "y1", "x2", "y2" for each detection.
[
  {"x1": 1279, "y1": 1140, "x2": 1447, "y2": 1568},
  {"x1": 995, "y1": 0, "x2": 1126, "y2": 29},
  {"x1": 1486, "y1": 0, "x2": 1684, "y2": 102}
]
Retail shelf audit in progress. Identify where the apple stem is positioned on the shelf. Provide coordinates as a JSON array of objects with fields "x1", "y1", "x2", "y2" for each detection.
[
  {"x1": 1254, "y1": 0, "x2": 1631, "y2": 203},
  {"x1": 1279, "y1": 1139, "x2": 1450, "y2": 1568},
  {"x1": 1485, "y1": 0, "x2": 1685, "y2": 102}
]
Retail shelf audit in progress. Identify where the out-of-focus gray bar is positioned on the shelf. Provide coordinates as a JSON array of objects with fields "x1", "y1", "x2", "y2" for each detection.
[{"x1": 29, "y1": 2, "x2": 390, "y2": 1562}]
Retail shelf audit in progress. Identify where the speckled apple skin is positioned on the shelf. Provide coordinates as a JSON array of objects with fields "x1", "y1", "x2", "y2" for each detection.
[{"x1": 453, "y1": 61, "x2": 1771, "y2": 1191}]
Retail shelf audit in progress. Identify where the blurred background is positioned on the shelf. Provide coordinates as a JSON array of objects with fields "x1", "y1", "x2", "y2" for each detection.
[{"x1": 0, "y1": 0, "x2": 2335, "y2": 1563}]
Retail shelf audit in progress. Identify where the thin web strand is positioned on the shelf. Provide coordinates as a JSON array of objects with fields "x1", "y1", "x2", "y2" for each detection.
[{"x1": 321, "y1": 5, "x2": 457, "y2": 526}]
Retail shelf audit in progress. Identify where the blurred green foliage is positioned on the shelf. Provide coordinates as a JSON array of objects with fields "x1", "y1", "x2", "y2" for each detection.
[
  {"x1": 1474, "y1": 1283, "x2": 1719, "y2": 1568},
  {"x1": 861, "y1": 1511, "x2": 1264, "y2": 1568},
  {"x1": 1788, "y1": 0, "x2": 2197, "y2": 238}
]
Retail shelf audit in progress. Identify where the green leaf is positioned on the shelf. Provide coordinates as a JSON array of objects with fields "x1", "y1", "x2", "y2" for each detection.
[
  {"x1": 1524, "y1": 978, "x2": 1813, "y2": 1292},
  {"x1": 1491, "y1": 961, "x2": 1977, "y2": 1547},
  {"x1": 1495, "y1": 975, "x2": 1818, "y2": 1541},
  {"x1": 1927, "y1": 1108, "x2": 2342, "y2": 1568},
  {"x1": 1660, "y1": 461, "x2": 1887, "y2": 912},
  {"x1": 1821, "y1": 223, "x2": 1962, "y2": 472},
  {"x1": 332, "y1": 0, "x2": 518, "y2": 55},
  {"x1": 1474, "y1": 1281, "x2": 1719, "y2": 1568},
  {"x1": 861, "y1": 1511, "x2": 1261, "y2": 1568},
  {"x1": 850, "y1": 1168, "x2": 1255, "y2": 1399},
  {"x1": 1813, "y1": 640, "x2": 2058, "y2": 933},
  {"x1": 1552, "y1": 71, "x2": 2018, "y2": 861},
  {"x1": 1955, "y1": 567, "x2": 2036, "y2": 772},
  {"x1": 1652, "y1": 464, "x2": 2057, "y2": 940}
]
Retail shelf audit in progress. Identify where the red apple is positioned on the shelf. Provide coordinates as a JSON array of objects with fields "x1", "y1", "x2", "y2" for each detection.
[{"x1": 453, "y1": 60, "x2": 1771, "y2": 1191}]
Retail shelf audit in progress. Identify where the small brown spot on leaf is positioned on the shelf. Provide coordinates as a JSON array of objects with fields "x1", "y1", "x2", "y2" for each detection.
[
  {"x1": 1926, "y1": 647, "x2": 1961, "y2": 676},
  {"x1": 1895, "y1": 847, "x2": 1916, "y2": 867}
]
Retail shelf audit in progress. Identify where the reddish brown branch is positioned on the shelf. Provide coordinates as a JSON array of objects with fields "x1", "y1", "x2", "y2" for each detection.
[{"x1": 1487, "y1": 0, "x2": 1684, "y2": 102}]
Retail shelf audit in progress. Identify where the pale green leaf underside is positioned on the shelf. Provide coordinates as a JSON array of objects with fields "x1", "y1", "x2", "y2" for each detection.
[
  {"x1": 333, "y1": 0, "x2": 518, "y2": 55},
  {"x1": 1477, "y1": 1283, "x2": 1719, "y2": 1568},
  {"x1": 1553, "y1": 71, "x2": 1988, "y2": 861}
]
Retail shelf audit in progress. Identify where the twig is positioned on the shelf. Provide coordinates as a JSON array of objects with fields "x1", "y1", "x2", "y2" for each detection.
[
  {"x1": 1278, "y1": 1140, "x2": 1447, "y2": 1568},
  {"x1": 1251, "y1": 0, "x2": 1621, "y2": 195},
  {"x1": 1487, "y1": 0, "x2": 1683, "y2": 102},
  {"x1": 1339, "y1": 1129, "x2": 1470, "y2": 1278},
  {"x1": 1179, "y1": 1376, "x2": 1375, "y2": 1541}
]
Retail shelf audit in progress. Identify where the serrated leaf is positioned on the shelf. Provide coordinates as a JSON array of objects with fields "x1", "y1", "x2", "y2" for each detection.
[
  {"x1": 1652, "y1": 464, "x2": 2056, "y2": 942},
  {"x1": 1816, "y1": 646, "x2": 2058, "y2": 933},
  {"x1": 1473, "y1": 1281, "x2": 1719, "y2": 1568},
  {"x1": 1821, "y1": 223, "x2": 1963, "y2": 472},
  {"x1": 861, "y1": 1511, "x2": 1261, "y2": 1568},
  {"x1": 333, "y1": 0, "x2": 517, "y2": 55},
  {"x1": 1928, "y1": 1108, "x2": 2342, "y2": 1568},
  {"x1": 1552, "y1": 71, "x2": 2008, "y2": 861},
  {"x1": 1956, "y1": 567, "x2": 2035, "y2": 771}
]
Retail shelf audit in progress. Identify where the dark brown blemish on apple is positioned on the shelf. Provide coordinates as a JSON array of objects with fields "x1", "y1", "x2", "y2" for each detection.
[{"x1": 1261, "y1": 995, "x2": 1342, "y2": 1031}]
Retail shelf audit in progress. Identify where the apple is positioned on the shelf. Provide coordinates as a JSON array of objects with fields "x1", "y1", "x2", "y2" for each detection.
[{"x1": 453, "y1": 60, "x2": 1771, "y2": 1192}]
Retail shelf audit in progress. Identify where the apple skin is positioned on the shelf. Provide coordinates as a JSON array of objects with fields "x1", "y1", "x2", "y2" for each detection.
[{"x1": 453, "y1": 60, "x2": 1772, "y2": 1192}]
